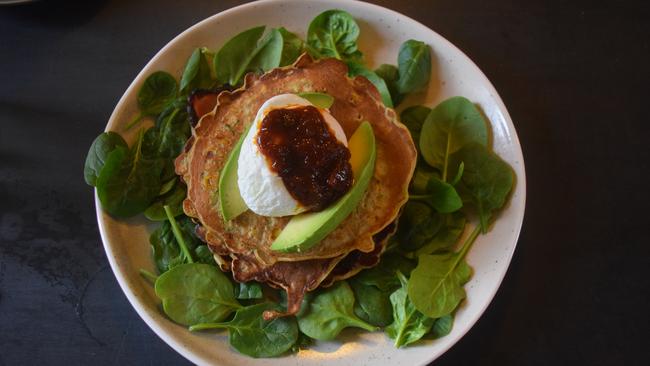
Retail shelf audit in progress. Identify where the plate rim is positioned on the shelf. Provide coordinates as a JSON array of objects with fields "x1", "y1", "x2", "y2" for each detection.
[{"x1": 96, "y1": 0, "x2": 527, "y2": 365}]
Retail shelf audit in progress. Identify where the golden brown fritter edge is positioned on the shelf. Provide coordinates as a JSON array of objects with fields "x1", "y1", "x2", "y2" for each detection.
[{"x1": 199, "y1": 222, "x2": 395, "y2": 319}]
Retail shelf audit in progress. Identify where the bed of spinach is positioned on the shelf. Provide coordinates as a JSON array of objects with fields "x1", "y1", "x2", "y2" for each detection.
[
  {"x1": 298, "y1": 95, "x2": 514, "y2": 348},
  {"x1": 87, "y1": 95, "x2": 191, "y2": 219},
  {"x1": 374, "y1": 96, "x2": 514, "y2": 346},
  {"x1": 84, "y1": 8, "x2": 516, "y2": 357}
]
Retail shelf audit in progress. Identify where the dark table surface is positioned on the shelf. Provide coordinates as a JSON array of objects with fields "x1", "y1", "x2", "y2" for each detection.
[{"x1": 1, "y1": 0, "x2": 648, "y2": 365}]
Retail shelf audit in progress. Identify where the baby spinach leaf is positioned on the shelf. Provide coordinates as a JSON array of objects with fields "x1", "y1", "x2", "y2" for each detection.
[
  {"x1": 152, "y1": 95, "x2": 187, "y2": 125},
  {"x1": 190, "y1": 302, "x2": 298, "y2": 358},
  {"x1": 150, "y1": 222, "x2": 184, "y2": 273},
  {"x1": 291, "y1": 331, "x2": 314, "y2": 353},
  {"x1": 278, "y1": 27, "x2": 304, "y2": 66},
  {"x1": 84, "y1": 131, "x2": 127, "y2": 186},
  {"x1": 419, "y1": 97, "x2": 488, "y2": 179},
  {"x1": 430, "y1": 314, "x2": 453, "y2": 339},
  {"x1": 154, "y1": 263, "x2": 241, "y2": 326},
  {"x1": 144, "y1": 179, "x2": 186, "y2": 221},
  {"x1": 180, "y1": 47, "x2": 214, "y2": 93},
  {"x1": 145, "y1": 105, "x2": 191, "y2": 160},
  {"x1": 402, "y1": 186, "x2": 465, "y2": 254},
  {"x1": 194, "y1": 244, "x2": 214, "y2": 265},
  {"x1": 386, "y1": 272, "x2": 435, "y2": 348},
  {"x1": 215, "y1": 26, "x2": 265, "y2": 85},
  {"x1": 400, "y1": 105, "x2": 431, "y2": 149},
  {"x1": 96, "y1": 131, "x2": 162, "y2": 218},
  {"x1": 450, "y1": 143, "x2": 515, "y2": 233},
  {"x1": 409, "y1": 162, "x2": 439, "y2": 194},
  {"x1": 248, "y1": 28, "x2": 283, "y2": 75},
  {"x1": 407, "y1": 226, "x2": 479, "y2": 318},
  {"x1": 150, "y1": 214, "x2": 206, "y2": 274},
  {"x1": 375, "y1": 64, "x2": 398, "y2": 79},
  {"x1": 215, "y1": 26, "x2": 282, "y2": 87},
  {"x1": 306, "y1": 9, "x2": 362, "y2": 62},
  {"x1": 396, "y1": 40, "x2": 431, "y2": 95},
  {"x1": 126, "y1": 71, "x2": 178, "y2": 130},
  {"x1": 415, "y1": 211, "x2": 466, "y2": 255},
  {"x1": 350, "y1": 279, "x2": 393, "y2": 327},
  {"x1": 180, "y1": 48, "x2": 202, "y2": 92},
  {"x1": 396, "y1": 201, "x2": 443, "y2": 252},
  {"x1": 297, "y1": 281, "x2": 376, "y2": 340},
  {"x1": 236, "y1": 282, "x2": 263, "y2": 300},
  {"x1": 375, "y1": 64, "x2": 402, "y2": 105},
  {"x1": 353, "y1": 255, "x2": 416, "y2": 292},
  {"x1": 158, "y1": 177, "x2": 177, "y2": 196},
  {"x1": 138, "y1": 71, "x2": 178, "y2": 114},
  {"x1": 348, "y1": 62, "x2": 393, "y2": 107},
  {"x1": 410, "y1": 176, "x2": 463, "y2": 213},
  {"x1": 409, "y1": 254, "x2": 471, "y2": 318},
  {"x1": 143, "y1": 103, "x2": 191, "y2": 183}
]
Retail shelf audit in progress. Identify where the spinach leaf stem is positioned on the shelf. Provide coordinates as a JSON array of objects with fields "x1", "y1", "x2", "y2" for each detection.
[
  {"x1": 139, "y1": 268, "x2": 159, "y2": 283},
  {"x1": 124, "y1": 112, "x2": 145, "y2": 131},
  {"x1": 164, "y1": 205, "x2": 194, "y2": 263},
  {"x1": 442, "y1": 131, "x2": 452, "y2": 182}
]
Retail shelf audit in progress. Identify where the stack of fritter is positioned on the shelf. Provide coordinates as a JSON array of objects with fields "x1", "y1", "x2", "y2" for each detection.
[{"x1": 175, "y1": 54, "x2": 416, "y2": 319}]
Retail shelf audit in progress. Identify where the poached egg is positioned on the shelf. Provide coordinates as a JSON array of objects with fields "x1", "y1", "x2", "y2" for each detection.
[{"x1": 237, "y1": 94, "x2": 347, "y2": 217}]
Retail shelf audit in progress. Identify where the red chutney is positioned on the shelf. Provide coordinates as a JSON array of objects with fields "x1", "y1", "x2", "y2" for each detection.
[{"x1": 256, "y1": 105, "x2": 353, "y2": 212}]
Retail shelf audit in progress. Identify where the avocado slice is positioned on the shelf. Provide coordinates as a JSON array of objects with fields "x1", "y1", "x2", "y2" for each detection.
[
  {"x1": 218, "y1": 124, "x2": 251, "y2": 221},
  {"x1": 270, "y1": 121, "x2": 376, "y2": 252},
  {"x1": 297, "y1": 92, "x2": 334, "y2": 109}
]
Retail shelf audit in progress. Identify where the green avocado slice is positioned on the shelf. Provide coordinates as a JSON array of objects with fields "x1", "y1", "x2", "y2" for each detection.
[
  {"x1": 270, "y1": 121, "x2": 376, "y2": 252},
  {"x1": 297, "y1": 92, "x2": 334, "y2": 109},
  {"x1": 218, "y1": 124, "x2": 251, "y2": 221}
]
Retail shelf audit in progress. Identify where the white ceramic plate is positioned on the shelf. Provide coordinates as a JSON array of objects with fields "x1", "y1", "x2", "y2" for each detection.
[{"x1": 96, "y1": 0, "x2": 526, "y2": 365}]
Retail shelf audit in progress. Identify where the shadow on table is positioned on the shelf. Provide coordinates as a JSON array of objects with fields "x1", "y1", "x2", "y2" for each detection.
[{"x1": 1, "y1": 0, "x2": 109, "y2": 27}]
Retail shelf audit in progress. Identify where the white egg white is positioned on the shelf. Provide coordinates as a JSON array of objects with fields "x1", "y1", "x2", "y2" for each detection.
[{"x1": 237, "y1": 94, "x2": 347, "y2": 217}]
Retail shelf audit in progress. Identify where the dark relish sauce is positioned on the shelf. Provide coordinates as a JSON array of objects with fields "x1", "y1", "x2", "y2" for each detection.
[{"x1": 256, "y1": 105, "x2": 353, "y2": 212}]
